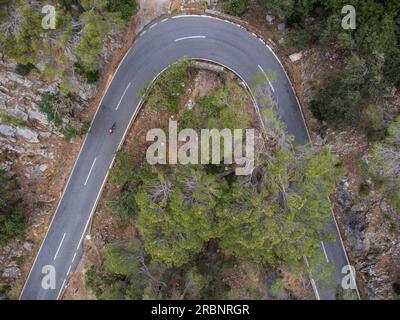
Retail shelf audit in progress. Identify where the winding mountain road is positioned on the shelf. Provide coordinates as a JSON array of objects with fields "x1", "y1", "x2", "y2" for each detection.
[{"x1": 20, "y1": 14, "x2": 359, "y2": 300}]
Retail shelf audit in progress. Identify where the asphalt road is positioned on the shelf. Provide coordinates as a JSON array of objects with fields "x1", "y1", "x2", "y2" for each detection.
[{"x1": 20, "y1": 14, "x2": 359, "y2": 300}]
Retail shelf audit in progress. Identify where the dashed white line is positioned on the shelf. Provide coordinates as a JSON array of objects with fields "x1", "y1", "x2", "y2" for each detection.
[
  {"x1": 84, "y1": 158, "x2": 97, "y2": 186},
  {"x1": 321, "y1": 241, "x2": 330, "y2": 263},
  {"x1": 258, "y1": 64, "x2": 275, "y2": 93},
  {"x1": 115, "y1": 82, "x2": 132, "y2": 111},
  {"x1": 53, "y1": 233, "x2": 66, "y2": 261},
  {"x1": 149, "y1": 23, "x2": 157, "y2": 29},
  {"x1": 304, "y1": 256, "x2": 321, "y2": 300},
  {"x1": 72, "y1": 252, "x2": 77, "y2": 264},
  {"x1": 67, "y1": 265, "x2": 72, "y2": 276},
  {"x1": 310, "y1": 278, "x2": 321, "y2": 300},
  {"x1": 161, "y1": 18, "x2": 168, "y2": 23},
  {"x1": 174, "y1": 35, "x2": 206, "y2": 42},
  {"x1": 57, "y1": 278, "x2": 67, "y2": 300}
]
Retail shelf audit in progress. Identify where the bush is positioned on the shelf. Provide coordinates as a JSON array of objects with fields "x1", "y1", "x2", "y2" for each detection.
[
  {"x1": 256, "y1": 0, "x2": 294, "y2": 19},
  {"x1": 74, "y1": 62, "x2": 100, "y2": 83},
  {"x1": 310, "y1": 55, "x2": 382, "y2": 129},
  {"x1": 392, "y1": 282, "x2": 400, "y2": 295},
  {"x1": 107, "y1": 187, "x2": 138, "y2": 223},
  {"x1": 287, "y1": 25, "x2": 313, "y2": 50},
  {"x1": 225, "y1": 0, "x2": 247, "y2": 16},
  {"x1": 146, "y1": 58, "x2": 192, "y2": 113},
  {"x1": 179, "y1": 109, "x2": 203, "y2": 130},
  {"x1": 0, "y1": 112, "x2": 26, "y2": 127},
  {"x1": 63, "y1": 122, "x2": 90, "y2": 140},
  {"x1": 73, "y1": 12, "x2": 111, "y2": 73},
  {"x1": 0, "y1": 170, "x2": 26, "y2": 246},
  {"x1": 197, "y1": 89, "x2": 227, "y2": 118},
  {"x1": 15, "y1": 63, "x2": 36, "y2": 76},
  {"x1": 358, "y1": 183, "x2": 371, "y2": 197},
  {"x1": 36, "y1": 93, "x2": 69, "y2": 128},
  {"x1": 363, "y1": 105, "x2": 387, "y2": 142},
  {"x1": 107, "y1": 0, "x2": 139, "y2": 21}
]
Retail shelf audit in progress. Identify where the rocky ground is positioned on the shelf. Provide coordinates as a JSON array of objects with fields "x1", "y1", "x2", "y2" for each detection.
[
  {"x1": 0, "y1": 49, "x2": 96, "y2": 299},
  {"x1": 298, "y1": 48, "x2": 400, "y2": 300}
]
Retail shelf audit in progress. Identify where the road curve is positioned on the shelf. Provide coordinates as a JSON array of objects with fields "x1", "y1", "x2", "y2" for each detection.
[{"x1": 20, "y1": 14, "x2": 358, "y2": 300}]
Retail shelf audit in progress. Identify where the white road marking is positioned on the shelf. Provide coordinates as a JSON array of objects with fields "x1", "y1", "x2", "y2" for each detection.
[
  {"x1": 57, "y1": 278, "x2": 67, "y2": 300},
  {"x1": 115, "y1": 82, "x2": 132, "y2": 111},
  {"x1": 310, "y1": 279, "x2": 321, "y2": 300},
  {"x1": 321, "y1": 241, "x2": 330, "y2": 262},
  {"x1": 174, "y1": 35, "x2": 206, "y2": 42},
  {"x1": 258, "y1": 64, "x2": 275, "y2": 93},
  {"x1": 149, "y1": 23, "x2": 157, "y2": 29},
  {"x1": 67, "y1": 265, "x2": 72, "y2": 275},
  {"x1": 72, "y1": 252, "x2": 77, "y2": 264},
  {"x1": 23, "y1": 13, "x2": 356, "y2": 300},
  {"x1": 161, "y1": 18, "x2": 168, "y2": 23},
  {"x1": 20, "y1": 22, "x2": 137, "y2": 299},
  {"x1": 303, "y1": 256, "x2": 321, "y2": 300},
  {"x1": 53, "y1": 233, "x2": 66, "y2": 261},
  {"x1": 84, "y1": 158, "x2": 97, "y2": 186}
]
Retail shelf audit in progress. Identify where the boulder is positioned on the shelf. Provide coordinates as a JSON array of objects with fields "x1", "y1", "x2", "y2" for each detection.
[
  {"x1": 277, "y1": 23, "x2": 286, "y2": 31},
  {"x1": 289, "y1": 52, "x2": 303, "y2": 63},
  {"x1": 39, "y1": 164, "x2": 49, "y2": 172},
  {"x1": 8, "y1": 106, "x2": 29, "y2": 122},
  {"x1": 28, "y1": 103, "x2": 49, "y2": 126},
  {"x1": 0, "y1": 125, "x2": 16, "y2": 138},
  {"x1": 23, "y1": 240, "x2": 34, "y2": 252},
  {"x1": 266, "y1": 14, "x2": 275, "y2": 24},
  {"x1": 37, "y1": 82, "x2": 59, "y2": 95},
  {"x1": 16, "y1": 127, "x2": 40, "y2": 143},
  {"x1": 2, "y1": 266, "x2": 21, "y2": 279},
  {"x1": 0, "y1": 72, "x2": 33, "y2": 88},
  {"x1": 77, "y1": 83, "x2": 97, "y2": 101},
  {"x1": 336, "y1": 184, "x2": 352, "y2": 210}
]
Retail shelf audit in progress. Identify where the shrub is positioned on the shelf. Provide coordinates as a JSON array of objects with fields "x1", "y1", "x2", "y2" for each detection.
[
  {"x1": 287, "y1": 25, "x2": 313, "y2": 50},
  {"x1": 310, "y1": 55, "x2": 382, "y2": 129},
  {"x1": 179, "y1": 109, "x2": 202, "y2": 130},
  {"x1": 107, "y1": 0, "x2": 139, "y2": 21},
  {"x1": 197, "y1": 89, "x2": 227, "y2": 118},
  {"x1": 36, "y1": 93, "x2": 69, "y2": 128},
  {"x1": 363, "y1": 105, "x2": 387, "y2": 142},
  {"x1": 63, "y1": 122, "x2": 90, "y2": 140},
  {"x1": 358, "y1": 183, "x2": 371, "y2": 197},
  {"x1": 0, "y1": 170, "x2": 26, "y2": 246},
  {"x1": 15, "y1": 63, "x2": 36, "y2": 76},
  {"x1": 393, "y1": 282, "x2": 400, "y2": 295},
  {"x1": 0, "y1": 112, "x2": 26, "y2": 127},
  {"x1": 107, "y1": 188, "x2": 138, "y2": 223},
  {"x1": 146, "y1": 58, "x2": 192, "y2": 113},
  {"x1": 225, "y1": 0, "x2": 247, "y2": 16},
  {"x1": 74, "y1": 62, "x2": 100, "y2": 84}
]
